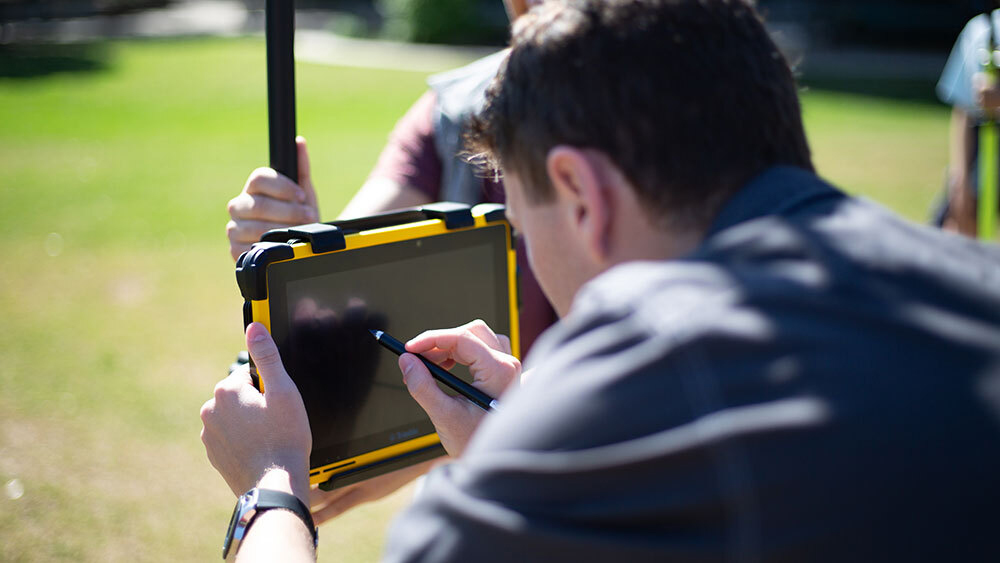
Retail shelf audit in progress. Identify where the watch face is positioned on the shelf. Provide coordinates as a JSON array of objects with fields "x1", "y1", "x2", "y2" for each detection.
[
  {"x1": 236, "y1": 489, "x2": 260, "y2": 530},
  {"x1": 222, "y1": 500, "x2": 241, "y2": 559},
  {"x1": 222, "y1": 489, "x2": 260, "y2": 560}
]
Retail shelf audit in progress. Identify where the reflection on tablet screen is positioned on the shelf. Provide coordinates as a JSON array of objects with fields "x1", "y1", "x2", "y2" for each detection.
[{"x1": 267, "y1": 226, "x2": 509, "y2": 469}]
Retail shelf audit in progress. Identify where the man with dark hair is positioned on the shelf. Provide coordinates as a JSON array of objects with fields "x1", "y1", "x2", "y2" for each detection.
[
  {"x1": 201, "y1": 0, "x2": 1000, "y2": 560},
  {"x1": 469, "y1": 0, "x2": 812, "y2": 233}
]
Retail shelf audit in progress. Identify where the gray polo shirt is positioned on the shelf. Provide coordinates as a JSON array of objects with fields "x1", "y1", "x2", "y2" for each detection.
[{"x1": 384, "y1": 166, "x2": 1000, "y2": 562}]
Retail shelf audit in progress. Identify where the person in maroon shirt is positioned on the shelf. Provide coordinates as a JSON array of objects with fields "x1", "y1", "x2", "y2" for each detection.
[
  {"x1": 226, "y1": 16, "x2": 553, "y2": 355},
  {"x1": 224, "y1": 0, "x2": 554, "y2": 526}
]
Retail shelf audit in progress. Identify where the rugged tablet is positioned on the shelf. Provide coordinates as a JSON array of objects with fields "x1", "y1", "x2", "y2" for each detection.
[{"x1": 235, "y1": 202, "x2": 518, "y2": 490}]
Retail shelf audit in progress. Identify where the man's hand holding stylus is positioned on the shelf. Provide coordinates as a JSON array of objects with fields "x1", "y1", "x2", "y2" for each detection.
[
  {"x1": 400, "y1": 319, "x2": 521, "y2": 457},
  {"x1": 310, "y1": 320, "x2": 520, "y2": 524},
  {"x1": 227, "y1": 137, "x2": 320, "y2": 261}
]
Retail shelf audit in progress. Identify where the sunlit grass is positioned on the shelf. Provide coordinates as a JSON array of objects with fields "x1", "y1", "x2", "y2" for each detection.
[
  {"x1": 0, "y1": 37, "x2": 431, "y2": 562},
  {"x1": 0, "y1": 36, "x2": 951, "y2": 561},
  {"x1": 803, "y1": 88, "x2": 948, "y2": 222}
]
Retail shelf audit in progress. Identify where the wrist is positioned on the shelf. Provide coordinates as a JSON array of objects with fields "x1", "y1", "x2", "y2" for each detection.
[
  {"x1": 257, "y1": 465, "x2": 310, "y2": 507},
  {"x1": 223, "y1": 486, "x2": 318, "y2": 560}
]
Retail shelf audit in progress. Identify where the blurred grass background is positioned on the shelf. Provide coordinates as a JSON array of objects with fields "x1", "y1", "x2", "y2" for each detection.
[{"x1": 0, "y1": 36, "x2": 949, "y2": 561}]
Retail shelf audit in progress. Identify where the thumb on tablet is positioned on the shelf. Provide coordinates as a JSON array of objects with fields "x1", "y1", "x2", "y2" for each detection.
[{"x1": 246, "y1": 322, "x2": 295, "y2": 393}]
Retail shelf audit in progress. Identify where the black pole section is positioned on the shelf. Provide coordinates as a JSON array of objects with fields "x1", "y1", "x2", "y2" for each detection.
[{"x1": 265, "y1": 0, "x2": 297, "y2": 183}]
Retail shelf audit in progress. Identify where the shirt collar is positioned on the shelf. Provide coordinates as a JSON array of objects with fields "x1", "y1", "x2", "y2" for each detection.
[{"x1": 705, "y1": 165, "x2": 845, "y2": 237}]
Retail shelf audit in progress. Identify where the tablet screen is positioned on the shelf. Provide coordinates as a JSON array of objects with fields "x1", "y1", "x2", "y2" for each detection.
[{"x1": 267, "y1": 225, "x2": 510, "y2": 470}]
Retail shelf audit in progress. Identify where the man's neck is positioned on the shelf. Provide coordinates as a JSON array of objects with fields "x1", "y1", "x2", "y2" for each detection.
[{"x1": 604, "y1": 189, "x2": 706, "y2": 267}]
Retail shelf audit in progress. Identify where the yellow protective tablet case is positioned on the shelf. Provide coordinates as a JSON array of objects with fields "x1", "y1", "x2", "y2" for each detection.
[{"x1": 235, "y1": 202, "x2": 519, "y2": 490}]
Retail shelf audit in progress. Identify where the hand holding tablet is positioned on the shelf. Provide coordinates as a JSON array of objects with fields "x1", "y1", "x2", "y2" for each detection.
[{"x1": 234, "y1": 204, "x2": 519, "y2": 490}]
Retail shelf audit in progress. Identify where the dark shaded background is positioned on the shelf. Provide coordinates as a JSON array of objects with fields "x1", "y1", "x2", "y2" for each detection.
[{"x1": 0, "y1": 0, "x2": 990, "y2": 48}]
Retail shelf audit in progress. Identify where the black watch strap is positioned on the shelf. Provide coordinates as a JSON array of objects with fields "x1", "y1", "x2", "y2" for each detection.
[
  {"x1": 223, "y1": 488, "x2": 318, "y2": 560},
  {"x1": 255, "y1": 489, "x2": 318, "y2": 543}
]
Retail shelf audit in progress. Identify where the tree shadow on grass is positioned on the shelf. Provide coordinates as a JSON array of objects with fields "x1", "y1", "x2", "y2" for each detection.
[{"x1": 0, "y1": 42, "x2": 112, "y2": 79}]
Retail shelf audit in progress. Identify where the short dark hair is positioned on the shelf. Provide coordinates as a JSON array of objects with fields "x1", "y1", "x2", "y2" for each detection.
[{"x1": 467, "y1": 0, "x2": 813, "y2": 230}]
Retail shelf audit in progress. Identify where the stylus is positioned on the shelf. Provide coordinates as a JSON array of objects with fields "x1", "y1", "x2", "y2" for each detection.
[{"x1": 370, "y1": 329, "x2": 500, "y2": 412}]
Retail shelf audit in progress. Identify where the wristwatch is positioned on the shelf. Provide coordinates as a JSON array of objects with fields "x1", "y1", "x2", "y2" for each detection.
[{"x1": 222, "y1": 488, "x2": 318, "y2": 560}]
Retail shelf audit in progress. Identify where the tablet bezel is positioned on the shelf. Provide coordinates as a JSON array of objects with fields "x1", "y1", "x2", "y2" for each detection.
[{"x1": 241, "y1": 211, "x2": 518, "y2": 488}]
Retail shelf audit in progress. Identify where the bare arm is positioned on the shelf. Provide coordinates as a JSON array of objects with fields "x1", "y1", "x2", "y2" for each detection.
[
  {"x1": 945, "y1": 107, "x2": 978, "y2": 236},
  {"x1": 949, "y1": 106, "x2": 975, "y2": 179},
  {"x1": 309, "y1": 457, "x2": 444, "y2": 525},
  {"x1": 338, "y1": 91, "x2": 442, "y2": 219},
  {"x1": 236, "y1": 469, "x2": 316, "y2": 563},
  {"x1": 337, "y1": 177, "x2": 433, "y2": 219}
]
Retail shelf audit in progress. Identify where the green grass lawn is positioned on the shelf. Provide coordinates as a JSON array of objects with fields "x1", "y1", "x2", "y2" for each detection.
[{"x1": 0, "y1": 37, "x2": 953, "y2": 561}]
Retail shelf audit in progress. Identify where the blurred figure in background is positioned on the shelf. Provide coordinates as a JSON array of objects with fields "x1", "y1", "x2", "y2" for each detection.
[{"x1": 936, "y1": 4, "x2": 1000, "y2": 237}]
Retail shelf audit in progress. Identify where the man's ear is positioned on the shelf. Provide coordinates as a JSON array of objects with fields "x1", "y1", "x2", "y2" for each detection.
[{"x1": 546, "y1": 146, "x2": 611, "y2": 264}]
